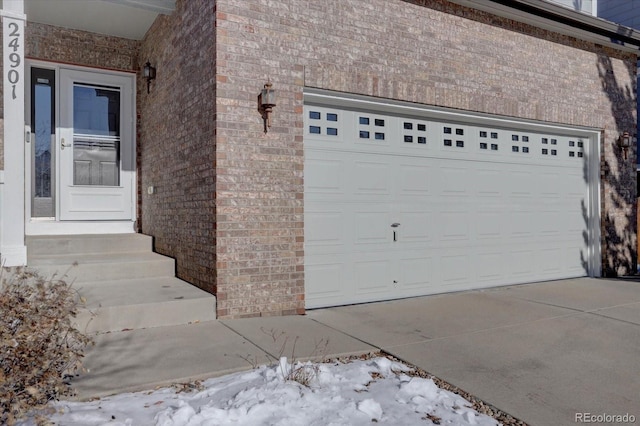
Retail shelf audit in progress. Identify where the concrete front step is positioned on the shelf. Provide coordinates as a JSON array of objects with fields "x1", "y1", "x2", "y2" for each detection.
[
  {"x1": 25, "y1": 233, "x2": 217, "y2": 333},
  {"x1": 75, "y1": 277, "x2": 216, "y2": 333},
  {"x1": 28, "y1": 252, "x2": 176, "y2": 282},
  {"x1": 26, "y1": 233, "x2": 153, "y2": 257}
]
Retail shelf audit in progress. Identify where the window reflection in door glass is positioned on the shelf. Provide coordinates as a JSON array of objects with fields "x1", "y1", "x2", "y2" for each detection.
[
  {"x1": 72, "y1": 84, "x2": 121, "y2": 186},
  {"x1": 73, "y1": 85, "x2": 120, "y2": 137},
  {"x1": 35, "y1": 84, "x2": 52, "y2": 198}
]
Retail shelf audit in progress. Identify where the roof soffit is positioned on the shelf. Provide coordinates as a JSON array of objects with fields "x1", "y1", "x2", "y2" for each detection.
[{"x1": 21, "y1": 0, "x2": 175, "y2": 40}]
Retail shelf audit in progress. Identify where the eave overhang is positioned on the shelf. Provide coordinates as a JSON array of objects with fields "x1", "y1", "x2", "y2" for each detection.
[
  {"x1": 449, "y1": 0, "x2": 640, "y2": 53},
  {"x1": 18, "y1": 0, "x2": 175, "y2": 40}
]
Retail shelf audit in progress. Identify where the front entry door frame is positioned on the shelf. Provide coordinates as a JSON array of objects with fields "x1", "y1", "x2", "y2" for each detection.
[
  {"x1": 59, "y1": 68, "x2": 135, "y2": 220},
  {"x1": 25, "y1": 60, "x2": 137, "y2": 235}
]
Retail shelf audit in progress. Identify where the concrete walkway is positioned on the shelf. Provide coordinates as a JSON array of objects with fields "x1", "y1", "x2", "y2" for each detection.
[{"x1": 73, "y1": 278, "x2": 640, "y2": 426}]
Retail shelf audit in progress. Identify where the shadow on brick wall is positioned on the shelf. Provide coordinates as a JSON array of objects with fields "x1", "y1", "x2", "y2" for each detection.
[{"x1": 596, "y1": 51, "x2": 638, "y2": 276}]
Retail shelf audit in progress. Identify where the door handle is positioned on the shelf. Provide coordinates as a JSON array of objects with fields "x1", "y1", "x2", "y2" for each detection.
[
  {"x1": 391, "y1": 223, "x2": 400, "y2": 242},
  {"x1": 61, "y1": 138, "x2": 71, "y2": 150}
]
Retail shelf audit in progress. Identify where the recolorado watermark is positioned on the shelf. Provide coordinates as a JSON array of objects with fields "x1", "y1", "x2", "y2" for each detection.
[{"x1": 575, "y1": 412, "x2": 636, "y2": 423}]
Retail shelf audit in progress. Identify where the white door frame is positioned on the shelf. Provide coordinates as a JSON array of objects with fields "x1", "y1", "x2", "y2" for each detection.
[
  {"x1": 24, "y1": 60, "x2": 137, "y2": 235},
  {"x1": 58, "y1": 68, "x2": 135, "y2": 221}
]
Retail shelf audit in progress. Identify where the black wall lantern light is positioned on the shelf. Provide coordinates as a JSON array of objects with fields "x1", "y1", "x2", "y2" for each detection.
[
  {"x1": 618, "y1": 131, "x2": 634, "y2": 160},
  {"x1": 143, "y1": 61, "x2": 156, "y2": 94},
  {"x1": 257, "y1": 82, "x2": 276, "y2": 133}
]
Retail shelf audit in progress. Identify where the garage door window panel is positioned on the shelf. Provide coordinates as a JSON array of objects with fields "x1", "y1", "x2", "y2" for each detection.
[{"x1": 305, "y1": 107, "x2": 343, "y2": 142}]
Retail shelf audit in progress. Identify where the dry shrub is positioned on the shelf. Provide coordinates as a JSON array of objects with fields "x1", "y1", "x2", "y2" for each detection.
[
  {"x1": 239, "y1": 328, "x2": 329, "y2": 387},
  {"x1": 285, "y1": 359, "x2": 320, "y2": 387},
  {"x1": 0, "y1": 266, "x2": 93, "y2": 425}
]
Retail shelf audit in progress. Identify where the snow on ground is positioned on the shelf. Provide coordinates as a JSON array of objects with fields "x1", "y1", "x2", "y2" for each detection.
[{"x1": 30, "y1": 357, "x2": 498, "y2": 425}]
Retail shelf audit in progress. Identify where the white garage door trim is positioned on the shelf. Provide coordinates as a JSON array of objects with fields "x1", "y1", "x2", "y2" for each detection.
[{"x1": 304, "y1": 89, "x2": 602, "y2": 309}]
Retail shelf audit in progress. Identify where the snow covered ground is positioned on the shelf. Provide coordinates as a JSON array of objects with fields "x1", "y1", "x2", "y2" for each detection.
[{"x1": 28, "y1": 357, "x2": 499, "y2": 425}]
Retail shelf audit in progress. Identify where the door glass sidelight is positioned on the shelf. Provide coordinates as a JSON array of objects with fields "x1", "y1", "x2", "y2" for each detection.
[
  {"x1": 30, "y1": 68, "x2": 55, "y2": 217},
  {"x1": 72, "y1": 84, "x2": 121, "y2": 186}
]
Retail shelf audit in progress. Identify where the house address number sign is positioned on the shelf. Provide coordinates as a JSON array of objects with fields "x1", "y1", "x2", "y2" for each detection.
[
  {"x1": 3, "y1": 13, "x2": 24, "y2": 102},
  {"x1": 6, "y1": 22, "x2": 21, "y2": 99}
]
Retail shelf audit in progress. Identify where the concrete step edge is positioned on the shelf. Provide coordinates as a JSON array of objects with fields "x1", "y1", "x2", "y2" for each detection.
[
  {"x1": 26, "y1": 234, "x2": 153, "y2": 256},
  {"x1": 30, "y1": 261, "x2": 176, "y2": 282},
  {"x1": 75, "y1": 297, "x2": 217, "y2": 334},
  {"x1": 28, "y1": 251, "x2": 171, "y2": 265},
  {"x1": 75, "y1": 277, "x2": 214, "y2": 309}
]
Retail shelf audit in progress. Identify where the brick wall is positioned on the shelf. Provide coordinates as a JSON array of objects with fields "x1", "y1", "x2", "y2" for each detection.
[
  {"x1": 26, "y1": 22, "x2": 139, "y2": 71},
  {"x1": 214, "y1": 4, "x2": 305, "y2": 318},
  {"x1": 138, "y1": 0, "x2": 217, "y2": 293},
  {"x1": 214, "y1": 0, "x2": 637, "y2": 316}
]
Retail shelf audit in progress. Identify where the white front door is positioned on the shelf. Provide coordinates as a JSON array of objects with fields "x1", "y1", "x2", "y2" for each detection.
[{"x1": 58, "y1": 68, "x2": 134, "y2": 220}]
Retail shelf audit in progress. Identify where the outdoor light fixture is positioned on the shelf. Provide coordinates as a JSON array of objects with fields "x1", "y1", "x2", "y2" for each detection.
[
  {"x1": 258, "y1": 82, "x2": 276, "y2": 132},
  {"x1": 618, "y1": 131, "x2": 633, "y2": 160},
  {"x1": 143, "y1": 61, "x2": 156, "y2": 94}
]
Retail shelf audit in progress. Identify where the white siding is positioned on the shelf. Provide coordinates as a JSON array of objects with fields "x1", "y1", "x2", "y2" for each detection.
[{"x1": 546, "y1": 0, "x2": 597, "y2": 15}]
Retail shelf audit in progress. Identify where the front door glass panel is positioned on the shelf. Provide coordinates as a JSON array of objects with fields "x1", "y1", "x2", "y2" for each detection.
[
  {"x1": 31, "y1": 68, "x2": 55, "y2": 217},
  {"x1": 72, "y1": 84, "x2": 121, "y2": 186}
]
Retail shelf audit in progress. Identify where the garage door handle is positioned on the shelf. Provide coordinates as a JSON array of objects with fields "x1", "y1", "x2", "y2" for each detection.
[{"x1": 391, "y1": 223, "x2": 400, "y2": 242}]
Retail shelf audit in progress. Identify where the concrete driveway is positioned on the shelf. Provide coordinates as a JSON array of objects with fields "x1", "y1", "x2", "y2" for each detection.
[
  {"x1": 308, "y1": 278, "x2": 640, "y2": 426},
  {"x1": 73, "y1": 277, "x2": 639, "y2": 426}
]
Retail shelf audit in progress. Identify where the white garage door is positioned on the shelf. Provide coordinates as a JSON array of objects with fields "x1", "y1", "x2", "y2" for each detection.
[{"x1": 304, "y1": 91, "x2": 601, "y2": 309}]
